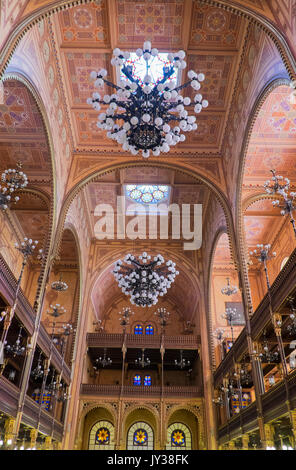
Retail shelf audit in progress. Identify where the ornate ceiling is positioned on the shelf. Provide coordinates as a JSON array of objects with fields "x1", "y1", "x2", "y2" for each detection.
[
  {"x1": 0, "y1": 0, "x2": 295, "y2": 323},
  {"x1": 83, "y1": 167, "x2": 210, "y2": 234},
  {"x1": 0, "y1": 79, "x2": 51, "y2": 184}
]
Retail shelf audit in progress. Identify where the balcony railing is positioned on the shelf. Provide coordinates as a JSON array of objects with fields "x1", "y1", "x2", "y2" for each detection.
[
  {"x1": 87, "y1": 332, "x2": 200, "y2": 350},
  {"x1": 0, "y1": 375, "x2": 64, "y2": 441},
  {"x1": 0, "y1": 254, "x2": 71, "y2": 385},
  {"x1": 80, "y1": 383, "x2": 200, "y2": 398},
  {"x1": 213, "y1": 248, "x2": 296, "y2": 387},
  {"x1": 217, "y1": 369, "x2": 296, "y2": 444}
]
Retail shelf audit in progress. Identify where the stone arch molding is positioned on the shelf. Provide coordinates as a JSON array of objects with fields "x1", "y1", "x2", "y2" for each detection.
[
  {"x1": 75, "y1": 402, "x2": 118, "y2": 449},
  {"x1": 235, "y1": 78, "x2": 292, "y2": 317},
  {"x1": 207, "y1": 227, "x2": 229, "y2": 369},
  {"x1": 52, "y1": 161, "x2": 238, "y2": 273},
  {"x1": 165, "y1": 403, "x2": 205, "y2": 449},
  {"x1": 85, "y1": 243, "x2": 203, "y2": 323},
  {"x1": 0, "y1": 0, "x2": 295, "y2": 80},
  {"x1": 122, "y1": 403, "x2": 160, "y2": 423},
  {"x1": 122, "y1": 403, "x2": 160, "y2": 448},
  {"x1": 0, "y1": 71, "x2": 57, "y2": 314}
]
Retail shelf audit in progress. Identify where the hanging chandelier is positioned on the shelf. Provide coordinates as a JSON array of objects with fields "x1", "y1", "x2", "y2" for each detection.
[
  {"x1": 154, "y1": 307, "x2": 170, "y2": 329},
  {"x1": 94, "y1": 348, "x2": 112, "y2": 369},
  {"x1": 221, "y1": 278, "x2": 238, "y2": 296},
  {"x1": 47, "y1": 304, "x2": 67, "y2": 318},
  {"x1": 51, "y1": 275, "x2": 68, "y2": 292},
  {"x1": 118, "y1": 306, "x2": 134, "y2": 328},
  {"x1": 259, "y1": 333, "x2": 280, "y2": 364},
  {"x1": 31, "y1": 352, "x2": 44, "y2": 380},
  {"x1": 88, "y1": 41, "x2": 208, "y2": 158},
  {"x1": 174, "y1": 350, "x2": 191, "y2": 370},
  {"x1": 135, "y1": 348, "x2": 151, "y2": 369},
  {"x1": 5, "y1": 327, "x2": 26, "y2": 357},
  {"x1": 264, "y1": 169, "x2": 296, "y2": 238},
  {"x1": 0, "y1": 163, "x2": 28, "y2": 211},
  {"x1": 113, "y1": 252, "x2": 179, "y2": 307}
]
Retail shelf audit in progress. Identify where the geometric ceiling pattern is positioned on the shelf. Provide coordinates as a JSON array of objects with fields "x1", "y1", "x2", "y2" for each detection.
[
  {"x1": 242, "y1": 84, "x2": 296, "y2": 251},
  {"x1": 51, "y1": 1, "x2": 248, "y2": 154},
  {"x1": 84, "y1": 166, "x2": 210, "y2": 237},
  {"x1": 243, "y1": 85, "x2": 296, "y2": 188},
  {"x1": 0, "y1": 80, "x2": 51, "y2": 183}
]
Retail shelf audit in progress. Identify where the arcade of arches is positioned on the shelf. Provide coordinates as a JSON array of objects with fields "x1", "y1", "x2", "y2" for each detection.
[{"x1": 0, "y1": 0, "x2": 295, "y2": 451}]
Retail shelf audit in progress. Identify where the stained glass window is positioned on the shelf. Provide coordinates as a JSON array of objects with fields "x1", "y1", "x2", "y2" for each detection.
[
  {"x1": 144, "y1": 375, "x2": 152, "y2": 386},
  {"x1": 133, "y1": 429, "x2": 148, "y2": 446},
  {"x1": 231, "y1": 394, "x2": 240, "y2": 414},
  {"x1": 166, "y1": 423, "x2": 191, "y2": 450},
  {"x1": 134, "y1": 325, "x2": 143, "y2": 335},
  {"x1": 145, "y1": 325, "x2": 154, "y2": 335},
  {"x1": 32, "y1": 390, "x2": 51, "y2": 411},
  {"x1": 133, "y1": 375, "x2": 141, "y2": 386},
  {"x1": 231, "y1": 392, "x2": 251, "y2": 414},
  {"x1": 171, "y1": 429, "x2": 186, "y2": 447},
  {"x1": 95, "y1": 427, "x2": 110, "y2": 445},
  {"x1": 89, "y1": 420, "x2": 115, "y2": 450},
  {"x1": 126, "y1": 185, "x2": 169, "y2": 205},
  {"x1": 127, "y1": 422, "x2": 154, "y2": 450},
  {"x1": 120, "y1": 53, "x2": 178, "y2": 88},
  {"x1": 242, "y1": 392, "x2": 251, "y2": 408}
]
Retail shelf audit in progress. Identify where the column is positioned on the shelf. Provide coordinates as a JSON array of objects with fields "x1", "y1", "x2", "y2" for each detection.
[
  {"x1": 4, "y1": 417, "x2": 15, "y2": 448},
  {"x1": 44, "y1": 436, "x2": 52, "y2": 450},
  {"x1": 264, "y1": 423, "x2": 275, "y2": 449},
  {"x1": 30, "y1": 428, "x2": 38, "y2": 449},
  {"x1": 291, "y1": 410, "x2": 296, "y2": 448},
  {"x1": 228, "y1": 440, "x2": 236, "y2": 450},
  {"x1": 242, "y1": 433, "x2": 249, "y2": 450}
]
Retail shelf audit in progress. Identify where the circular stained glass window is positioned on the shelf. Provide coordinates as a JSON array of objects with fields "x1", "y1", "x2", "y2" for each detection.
[
  {"x1": 172, "y1": 429, "x2": 185, "y2": 447},
  {"x1": 126, "y1": 185, "x2": 169, "y2": 205},
  {"x1": 133, "y1": 429, "x2": 148, "y2": 446},
  {"x1": 95, "y1": 427, "x2": 110, "y2": 445}
]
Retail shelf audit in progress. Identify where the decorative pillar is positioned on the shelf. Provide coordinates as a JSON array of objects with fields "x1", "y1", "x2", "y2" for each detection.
[
  {"x1": 44, "y1": 436, "x2": 52, "y2": 450},
  {"x1": 242, "y1": 433, "x2": 249, "y2": 450},
  {"x1": 30, "y1": 428, "x2": 38, "y2": 449},
  {"x1": 291, "y1": 410, "x2": 296, "y2": 448},
  {"x1": 228, "y1": 440, "x2": 236, "y2": 450},
  {"x1": 222, "y1": 378, "x2": 230, "y2": 420},
  {"x1": 264, "y1": 423, "x2": 275, "y2": 449},
  {"x1": 4, "y1": 417, "x2": 15, "y2": 447}
]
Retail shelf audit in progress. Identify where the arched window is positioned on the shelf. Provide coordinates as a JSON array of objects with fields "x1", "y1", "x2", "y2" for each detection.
[
  {"x1": 133, "y1": 375, "x2": 141, "y2": 386},
  {"x1": 166, "y1": 423, "x2": 192, "y2": 450},
  {"x1": 127, "y1": 422, "x2": 154, "y2": 450},
  {"x1": 134, "y1": 325, "x2": 143, "y2": 335},
  {"x1": 144, "y1": 375, "x2": 152, "y2": 386},
  {"x1": 145, "y1": 325, "x2": 154, "y2": 335},
  {"x1": 89, "y1": 420, "x2": 115, "y2": 450}
]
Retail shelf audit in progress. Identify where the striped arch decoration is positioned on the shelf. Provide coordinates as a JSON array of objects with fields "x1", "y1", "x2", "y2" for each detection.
[
  {"x1": 88, "y1": 420, "x2": 115, "y2": 450},
  {"x1": 166, "y1": 423, "x2": 192, "y2": 450},
  {"x1": 127, "y1": 422, "x2": 154, "y2": 450}
]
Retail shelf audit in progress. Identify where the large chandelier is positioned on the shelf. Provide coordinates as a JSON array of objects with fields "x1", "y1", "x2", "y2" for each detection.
[
  {"x1": 113, "y1": 252, "x2": 179, "y2": 307},
  {"x1": 88, "y1": 41, "x2": 208, "y2": 158}
]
